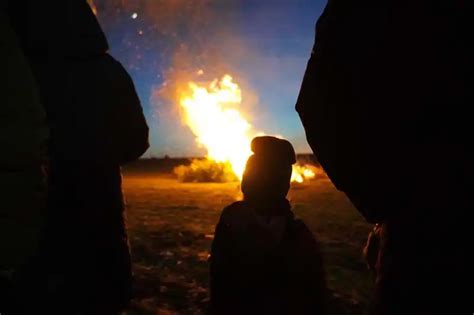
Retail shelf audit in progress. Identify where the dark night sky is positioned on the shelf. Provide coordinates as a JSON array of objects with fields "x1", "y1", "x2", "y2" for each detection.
[{"x1": 93, "y1": 0, "x2": 327, "y2": 157}]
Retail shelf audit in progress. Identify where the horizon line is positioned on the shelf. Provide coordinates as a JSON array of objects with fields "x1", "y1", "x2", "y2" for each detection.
[{"x1": 141, "y1": 153, "x2": 315, "y2": 159}]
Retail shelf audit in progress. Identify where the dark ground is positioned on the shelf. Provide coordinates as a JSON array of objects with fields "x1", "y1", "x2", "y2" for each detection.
[{"x1": 122, "y1": 159, "x2": 373, "y2": 314}]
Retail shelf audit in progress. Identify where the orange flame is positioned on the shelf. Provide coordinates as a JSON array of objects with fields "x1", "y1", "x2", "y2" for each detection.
[
  {"x1": 178, "y1": 74, "x2": 316, "y2": 183},
  {"x1": 291, "y1": 164, "x2": 317, "y2": 183},
  {"x1": 179, "y1": 75, "x2": 252, "y2": 178}
]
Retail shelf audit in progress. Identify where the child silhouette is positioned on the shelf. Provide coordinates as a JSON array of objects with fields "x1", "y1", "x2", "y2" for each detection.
[{"x1": 210, "y1": 136, "x2": 326, "y2": 315}]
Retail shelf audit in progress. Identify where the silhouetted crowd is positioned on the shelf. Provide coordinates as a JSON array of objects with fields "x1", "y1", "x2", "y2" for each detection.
[{"x1": 1, "y1": 1, "x2": 470, "y2": 315}]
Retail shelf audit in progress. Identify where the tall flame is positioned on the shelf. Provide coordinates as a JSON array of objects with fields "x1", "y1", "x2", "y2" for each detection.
[
  {"x1": 179, "y1": 75, "x2": 252, "y2": 178},
  {"x1": 178, "y1": 74, "x2": 316, "y2": 182}
]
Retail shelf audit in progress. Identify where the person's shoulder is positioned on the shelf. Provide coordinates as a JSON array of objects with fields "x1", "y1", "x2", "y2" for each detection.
[
  {"x1": 291, "y1": 219, "x2": 319, "y2": 246},
  {"x1": 222, "y1": 201, "x2": 246, "y2": 212},
  {"x1": 219, "y1": 201, "x2": 248, "y2": 223},
  {"x1": 291, "y1": 218, "x2": 311, "y2": 233},
  {"x1": 289, "y1": 219, "x2": 324, "y2": 268}
]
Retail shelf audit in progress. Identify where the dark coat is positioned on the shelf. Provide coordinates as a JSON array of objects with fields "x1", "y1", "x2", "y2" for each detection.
[
  {"x1": 296, "y1": 1, "x2": 472, "y2": 313},
  {"x1": 6, "y1": 0, "x2": 108, "y2": 58},
  {"x1": 7, "y1": 0, "x2": 149, "y2": 165},
  {"x1": 210, "y1": 201, "x2": 326, "y2": 315},
  {"x1": 0, "y1": 9, "x2": 48, "y2": 271},
  {"x1": 54, "y1": 53, "x2": 149, "y2": 165},
  {"x1": 5, "y1": 1, "x2": 148, "y2": 312},
  {"x1": 296, "y1": 0, "x2": 471, "y2": 223}
]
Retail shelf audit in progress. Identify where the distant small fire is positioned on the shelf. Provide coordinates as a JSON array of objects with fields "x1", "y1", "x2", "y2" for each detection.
[
  {"x1": 177, "y1": 74, "x2": 316, "y2": 183},
  {"x1": 291, "y1": 164, "x2": 318, "y2": 183}
]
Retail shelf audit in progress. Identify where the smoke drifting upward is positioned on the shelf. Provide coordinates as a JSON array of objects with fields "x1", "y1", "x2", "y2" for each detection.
[
  {"x1": 93, "y1": 0, "x2": 244, "y2": 79},
  {"x1": 142, "y1": 0, "x2": 259, "y2": 108}
]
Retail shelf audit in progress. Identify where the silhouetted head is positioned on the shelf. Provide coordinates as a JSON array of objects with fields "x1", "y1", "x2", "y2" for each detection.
[{"x1": 241, "y1": 136, "x2": 296, "y2": 203}]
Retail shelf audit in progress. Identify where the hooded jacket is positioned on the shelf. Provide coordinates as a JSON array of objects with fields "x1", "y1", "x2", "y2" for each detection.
[
  {"x1": 210, "y1": 200, "x2": 326, "y2": 315},
  {"x1": 7, "y1": 0, "x2": 149, "y2": 165},
  {"x1": 296, "y1": 0, "x2": 471, "y2": 223}
]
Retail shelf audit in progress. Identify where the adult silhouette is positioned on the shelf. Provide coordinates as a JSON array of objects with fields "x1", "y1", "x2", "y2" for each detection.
[
  {"x1": 296, "y1": 1, "x2": 471, "y2": 314},
  {"x1": 0, "y1": 8, "x2": 48, "y2": 314},
  {"x1": 6, "y1": 1, "x2": 149, "y2": 314}
]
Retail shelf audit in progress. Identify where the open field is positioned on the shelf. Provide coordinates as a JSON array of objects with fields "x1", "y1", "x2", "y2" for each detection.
[{"x1": 122, "y1": 164, "x2": 373, "y2": 314}]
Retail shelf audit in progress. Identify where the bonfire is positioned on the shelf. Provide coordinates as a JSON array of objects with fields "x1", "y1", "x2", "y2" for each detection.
[{"x1": 175, "y1": 74, "x2": 318, "y2": 183}]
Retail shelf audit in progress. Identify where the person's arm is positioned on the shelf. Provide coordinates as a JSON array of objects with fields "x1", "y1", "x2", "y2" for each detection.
[
  {"x1": 209, "y1": 211, "x2": 236, "y2": 315},
  {"x1": 209, "y1": 220, "x2": 228, "y2": 314},
  {"x1": 294, "y1": 222, "x2": 328, "y2": 315}
]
